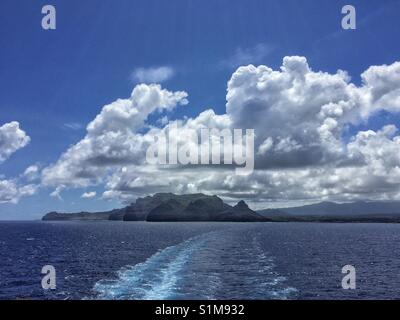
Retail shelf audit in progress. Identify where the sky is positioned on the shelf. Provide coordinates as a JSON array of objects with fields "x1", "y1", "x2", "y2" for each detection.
[{"x1": 1, "y1": 0, "x2": 400, "y2": 219}]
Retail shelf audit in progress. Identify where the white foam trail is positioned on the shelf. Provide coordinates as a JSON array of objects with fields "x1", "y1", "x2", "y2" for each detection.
[
  {"x1": 92, "y1": 230, "x2": 298, "y2": 300},
  {"x1": 93, "y1": 234, "x2": 208, "y2": 300}
]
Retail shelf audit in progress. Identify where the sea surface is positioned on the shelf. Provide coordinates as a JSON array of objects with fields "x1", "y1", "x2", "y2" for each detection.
[{"x1": 0, "y1": 221, "x2": 399, "y2": 300}]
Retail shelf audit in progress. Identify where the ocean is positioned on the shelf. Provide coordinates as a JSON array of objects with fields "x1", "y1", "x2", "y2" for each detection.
[{"x1": 0, "y1": 221, "x2": 399, "y2": 300}]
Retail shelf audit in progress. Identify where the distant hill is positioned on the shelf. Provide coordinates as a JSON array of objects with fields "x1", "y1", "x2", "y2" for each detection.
[
  {"x1": 258, "y1": 201, "x2": 400, "y2": 222},
  {"x1": 42, "y1": 210, "x2": 118, "y2": 221},
  {"x1": 42, "y1": 193, "x2": 266, "y2": 222}
]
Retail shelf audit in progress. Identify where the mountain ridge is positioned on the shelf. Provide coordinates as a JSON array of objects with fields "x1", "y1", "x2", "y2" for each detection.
[
  {"x1": 258, "y1": 200, "x2": 400, "y2": 222},
  {"x1": 42, "y1": 193, "x2": 266, "y2": 222}
]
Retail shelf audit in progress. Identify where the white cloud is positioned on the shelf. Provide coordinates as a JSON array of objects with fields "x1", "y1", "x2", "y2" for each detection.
[
  {"x1": 40, "y1": 57, "x2": 400, "y2": 207},
  {"x1": 81, "y1": 191, "x2": 96, "y2": 199},
  {"x1": 42, "y1": 84, "x2": 188, "y2": 187},
  {"x1": 0, "y1": 121, "x2": 30, "y2": 163},
  {"x1": 257, "y1": 137, "x2": 273, "y2": 156},
  {"x1": 0, "y1": 122, "x2": 37, "y2": 204},
  {"x1": 23, "y1": 165, "x2": 40, "y2": 182},
  {"x1": 225, "y1": 56, "x2": 400, "y2": 169},
  {"x1": 50, "y1": 185, "x2": 65, "y2": 200},
  {"x1": 131, "y1": 66, "x2": 175, "y2": 83},
  {"x1": 87, "y1": 83, "x2": 188, "y2": 136},
  {"x1": 0, "y1": 179, "x2": 37, "y2": 204},
  {"x1": 359, "y1": 61, "x2": 400, "y2": 117}
]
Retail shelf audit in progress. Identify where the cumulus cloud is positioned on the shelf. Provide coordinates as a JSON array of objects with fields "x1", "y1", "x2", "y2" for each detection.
[
  {"x1": 41, "y1": 57, "x2": 400, "y2": 207},
  {"x1": 81, "y1": 191, "x2": 96, "y2": 199},
  {"x1": 359, "y1": 61, "x2": 400, "y2": 117},
  {"x1": 42, "y1": 84, "x2": 188, "y2": 187},
  {"x1": 0, "y1": 122, "x2": 30, "y2": 163},
  {"x1": 0, "y1": 122, "x2": 38, "y2": 204},
  {"x1": 131, "y1": 66, "x2": 175, "y2": 83},
  {"x1": 226, "y1": 56, "x2": 400, "y2": 169}
]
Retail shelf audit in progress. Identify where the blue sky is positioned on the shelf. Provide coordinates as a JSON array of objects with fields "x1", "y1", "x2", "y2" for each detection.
[{"x1": 1, "y1": 0, "x2": 400, "y2": 219}]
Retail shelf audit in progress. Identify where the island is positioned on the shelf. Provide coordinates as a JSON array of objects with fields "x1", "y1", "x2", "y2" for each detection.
[
  {"x1": 42, "y1": 193, "x2": 266, "y2": 222},
  {"x1": 42, "y1": 193, "x2": 400, "y2": 223}
]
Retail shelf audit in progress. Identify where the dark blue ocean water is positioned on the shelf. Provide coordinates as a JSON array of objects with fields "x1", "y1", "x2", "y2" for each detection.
[{"x1": 0, "y1": 221, "x2": 400, "y2": 300}]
